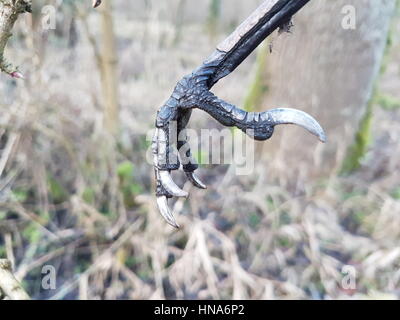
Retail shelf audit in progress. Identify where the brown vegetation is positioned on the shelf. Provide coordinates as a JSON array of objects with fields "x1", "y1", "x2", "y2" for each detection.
[{"x1": 0, "y1": 0, "x2": 399, "y2": 300}]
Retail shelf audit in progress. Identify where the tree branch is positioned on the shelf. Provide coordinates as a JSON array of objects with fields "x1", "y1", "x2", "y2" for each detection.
[
  {"x1": 0, "y1": 0, "x2": 31, "y2": 77},
  {"x1": 0, "y1": 259, "x2": 30, "y2": 300},
  {"x1": 0, "y1": 0, "x2": 101, "y2": 78}
]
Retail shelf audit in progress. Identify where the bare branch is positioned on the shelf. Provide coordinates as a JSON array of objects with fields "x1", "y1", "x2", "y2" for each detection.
[
  {"x1": 0, "y1": 0, "x2": 31, "y2": 77},
  {"x1": 0, "y1": 259, "x2": 30, "y2": 300},
  {"x1": 0, "y1": 0, "x2": 100, "y2": 77}
]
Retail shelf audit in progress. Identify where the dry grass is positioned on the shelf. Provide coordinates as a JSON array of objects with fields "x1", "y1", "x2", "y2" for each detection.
[{"x1": 0, "y1": 0, "x2": 399, "y2": 300}]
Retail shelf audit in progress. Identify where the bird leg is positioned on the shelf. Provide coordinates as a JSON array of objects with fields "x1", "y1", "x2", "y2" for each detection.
[
  {"x1": 197, "y1": 89, "x2": 326, "y2": 143},
  {"x1": 153, "y1": 0, "x2": 323, "y2": 227}
]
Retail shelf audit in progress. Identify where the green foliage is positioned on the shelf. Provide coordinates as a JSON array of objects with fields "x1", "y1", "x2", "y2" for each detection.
[
  {"x1": 376, "y1": 93, "x2": 400, "y2": 110},
  {"x1": 47, "y1": 174, "x2": 68, "y2": 203},
  {"x1": 265, "y1": 196, "x2": 275, "y2": 211},
  {"x1": 125, "y1": 255, "x2": 139, "y2": 268},
  {"x1": 352, "y1": 209, "x2": 375, "y2": 235},
  {"x1": 82, "y1": 187, "x2": 95, "y2": 204},
  {"x1": 12, "y1": 189, "x2": 29, "y2": 202},
  {"x1": 22, "y1": 224, "x2": 41, "y2": 244},
  {"x1": 340, "y1": 103, "x2": 373, "y2": 174},
  {"x1": 243, "y1": 43, "x2": 269, "y2": 111},
  {"x1": 341, "y1": 4, "x2": 397, "y2": 174},
  {"x1": 248, "y1": 212, "x2": 261, "y2": 229},
  {"x1": 276, "y1": 236, "x2": 292, "y2": 249},
  {"x1": 0, "y1": 245, "x2": 5, "y2": 257},
  {"x1": 391, "y1": 187, "x2": 400, "y2": 199},
  {"x1": 117, "y1": 161, "x2": 142, "y2": 207},
  {"x1": 117, "y1": 161, "x2": 134, "y2": 178}
]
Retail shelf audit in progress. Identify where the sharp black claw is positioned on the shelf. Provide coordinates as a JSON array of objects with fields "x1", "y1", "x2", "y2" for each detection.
[
  {"x1": 267, "y1": 108, "x2": 326, "y2": 143},
  {"x1": 159, "y1": 171, "x2": 188, "y2": 198},
  {"x1": 92, "y1": 0, "x2": 102, "y2": 8},
  {"x1": 156, "y1": 196, "x2": 180, "y2": 228},
  {"x1": 185, "y1": 172, "x2": 207, "y2": 189}
]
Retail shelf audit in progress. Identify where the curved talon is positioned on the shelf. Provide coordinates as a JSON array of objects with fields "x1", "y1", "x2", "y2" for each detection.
[
  {"x1": 267, "y1": 108, "x2": 326, "y2": 143},
  {"x1": 156, "y1": 196, "x2": 180, "y2": 228},
  {"x1": 159, "y1": 171, "x2": 188, "y2": 197},
  {"x1": 185, "y1": 172, "x2": 207, "y2": 189},
  {"x1": 92, "y1": 0, "x2": 102, "y2": 8}
]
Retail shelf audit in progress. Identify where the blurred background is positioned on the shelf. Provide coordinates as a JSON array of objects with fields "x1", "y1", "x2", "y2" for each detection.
[{"x1": 0, "y1": 0, "x2": 399, "y2": 299}]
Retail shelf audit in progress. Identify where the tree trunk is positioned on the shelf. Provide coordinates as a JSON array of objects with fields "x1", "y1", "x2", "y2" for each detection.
[
  {"x1": 99, "y1": 0, "x2": 119, "y2": 135},
  {"x1": 256, "y1": 0, "x2": 396, "y2": 178}
]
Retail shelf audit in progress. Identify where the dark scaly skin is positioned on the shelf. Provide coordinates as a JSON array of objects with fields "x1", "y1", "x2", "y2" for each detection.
[{"x1": 153, "y1": 0, "x2": 311, "y2": 203}]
